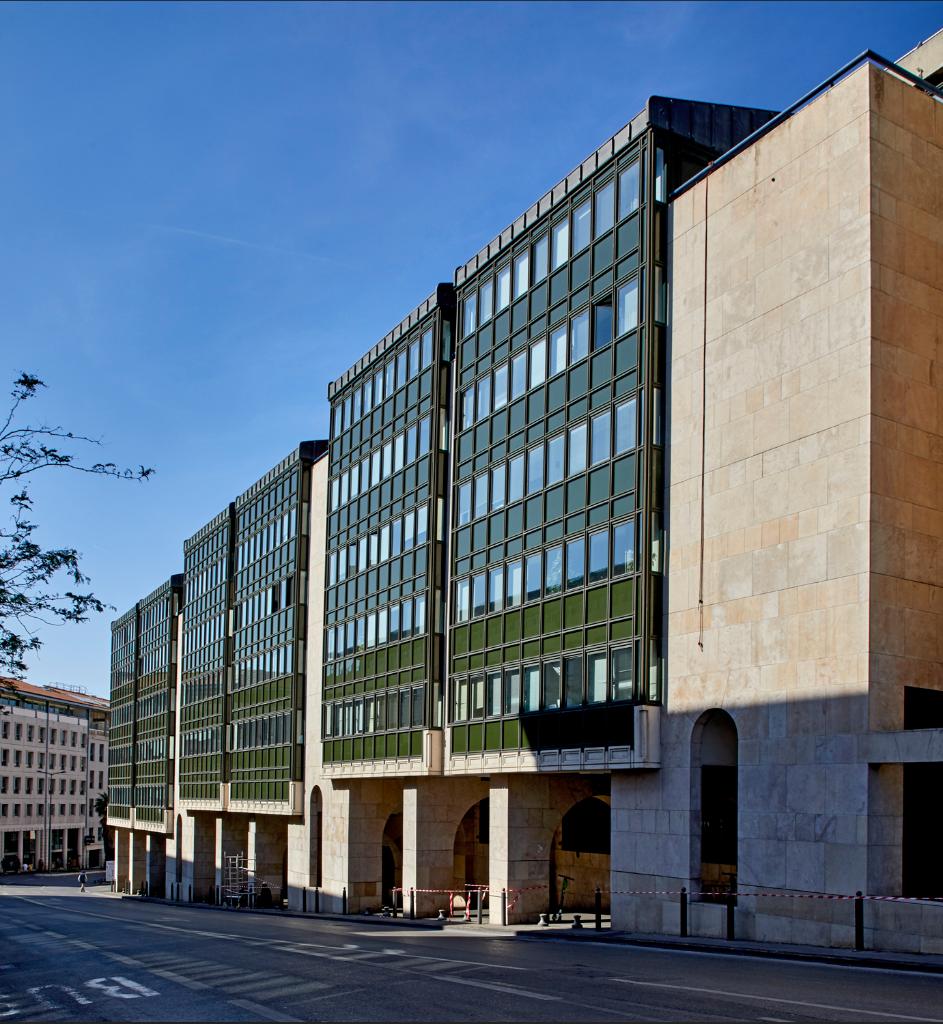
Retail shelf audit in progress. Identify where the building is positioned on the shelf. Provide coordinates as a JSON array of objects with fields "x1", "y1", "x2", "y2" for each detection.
[
  {"x1": 109, "y1": 36, "x2": 943, "y2": 952},
  {"x1": 0, "y1": 677, "x2": 109, "y2": 871}
]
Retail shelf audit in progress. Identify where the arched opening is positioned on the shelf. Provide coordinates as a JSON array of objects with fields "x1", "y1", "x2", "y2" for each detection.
[
  {"x1": 691, "y1": 709, "x2": 738, "y2": 899},
  {"x1": 549, "y1": 796, "x2": 611, "y2": 916},
  {"x1": 381, "y1": 812, "x2": 402, "y2": 908},
  {"x1": 309, "y1": 787, "x2": 323, "y2": 888},
  {"x1": 175, "y1": 815, "x2": 183, "y2": 884},
  {"x1": 452, "y1": 799, "x2": 489, "y2": 912}
]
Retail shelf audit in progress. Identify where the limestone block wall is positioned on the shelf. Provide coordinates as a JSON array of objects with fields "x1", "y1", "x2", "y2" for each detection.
[
  {"x1": 615, "y1": 65, "x2": 880, "y2": 943},
  {"x1": 867, "y1": 69, "x2": 943, "y2": 731}
]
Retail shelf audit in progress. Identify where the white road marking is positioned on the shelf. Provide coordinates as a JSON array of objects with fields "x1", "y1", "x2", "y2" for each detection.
[
  {"x1": 609, "y1": 978, "x2": 943, "y2": 1022},
  {"x1": 27, "y1": 984, "x2": 91, "y2": 1007},
  {"x1": 110, "y1": 977, "x2": 159, "y2": 997},
  {"x1": 145, "y1": 968, "x2": 210, "y2": 990},
  {"x1": 379, "y1": 947, "x2": 526, "y2": 970},
  {"x1": 442, "y1": 976, "x2": 562, "y2": 1002},
  {"x1": 229, "y1": 998, "x2": 300, "y2": 1021}
]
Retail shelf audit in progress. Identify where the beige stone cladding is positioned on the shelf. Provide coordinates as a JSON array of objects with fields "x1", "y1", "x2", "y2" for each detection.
[
  {"x1": 611, "y1": 63, "x2": 943, "y2": 950},
  {"x1": 868, "y1": 68, "x2": 943, "y2": 730}
]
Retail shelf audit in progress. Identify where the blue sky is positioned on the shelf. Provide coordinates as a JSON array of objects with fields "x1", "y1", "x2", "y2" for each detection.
[{"x1": 1, "y1": 1, "x2": 940, "y2": 697}]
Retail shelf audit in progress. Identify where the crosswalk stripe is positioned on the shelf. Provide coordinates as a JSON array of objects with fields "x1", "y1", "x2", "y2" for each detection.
[{"x1": 225, "y1": 977, "x2": 304, "y2": 996}]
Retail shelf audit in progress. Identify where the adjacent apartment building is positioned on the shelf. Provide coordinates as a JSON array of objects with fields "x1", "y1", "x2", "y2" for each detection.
[
  {"x1": 110, "y1": 36, "x2": 943, "y2": 952},
  {"x1": 0, "y1": 677, "x2": 109, "y2": 871}
]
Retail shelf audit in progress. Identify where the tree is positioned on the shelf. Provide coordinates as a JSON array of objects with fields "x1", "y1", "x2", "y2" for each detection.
[
  {"x1": 0, "y1": 372, "x2": 152, "y2": 675},
  {"x1": 94, "y1": 791, "x2": 112, "y2": 861}
]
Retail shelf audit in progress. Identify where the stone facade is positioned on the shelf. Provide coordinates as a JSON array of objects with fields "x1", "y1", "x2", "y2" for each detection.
[{"x1": 610, "y1": 63, "x2": 943, "y2": 953}]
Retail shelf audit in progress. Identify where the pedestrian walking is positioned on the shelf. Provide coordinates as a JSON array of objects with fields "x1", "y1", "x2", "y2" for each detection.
[{"x1": 78, "y1": 870, "x2": 87, "y2": 893}]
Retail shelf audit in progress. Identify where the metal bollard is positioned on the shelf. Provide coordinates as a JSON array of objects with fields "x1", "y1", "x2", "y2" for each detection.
[
  {"x1": 477, "y1": 889, "x2": 483, "y2": 925},
  {"x1": 854, "y1": 891, "x2": 864, "y2": 951},
  {"x1": 302, "y1": 888, "x2": 307, "y2": 913},
  {"x1": 391, "y1": 891, "x2": 398, "y2": 918},
  {"x1": 188, "y1": 884, "x2": 192, "y2": 904},
  {"x1": 595, "y1": 886, "x2": 602, "y2": 930},
  {"x1": 342, "y1": 886, "x2": 347, "y2": 915},
  {"x1": 726, "y1": 888, "x2": 735, "y2": 941},
  {"x1": 680, "y1": 887, "x2": 688, "y2": 937},
  {"x1": 501, "y1": 888, "x2": 507, "y2": 927},
  {"x1": 409, "y1": 887, "x2": 415, "y2": 921},
  {"x1": 314, "y1": 887, "x2": 320, "y2": 914}
]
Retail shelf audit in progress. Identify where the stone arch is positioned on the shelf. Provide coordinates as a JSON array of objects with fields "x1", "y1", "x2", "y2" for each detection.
[
  {"x1": 690, "y1": 709, "x2": 738, "y2": 898},
  {"x1": 549, "y1": 795, "x2": 611, "y2": 915},
  {"x1": 381, "y1": 812, "x2": 403, "y2": 908},
  {"x1": 309, "y1": 787, "x2": 323, "y2": 888},
  {"x1": 452, "y1": 798, "x2": 489, "y2": 910}
]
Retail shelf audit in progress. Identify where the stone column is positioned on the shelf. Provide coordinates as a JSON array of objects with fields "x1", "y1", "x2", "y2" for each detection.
[
  {"x1": 489, "y1": 775, "x2": 572, "y2": 925},
  {"x1": 128, "y1": 831, "x2": 147, "y2": 895},
  {"x1": 178, "y1": 813, "x2": 216, "y2": 903},
  {"x1": 215, "y1": 815, "x2": 246, "y2": 899},
  {"x1": 112, "y1": 827, "x2": 126, "y2": 891},
  {"x1": 402, "y1": 778, "x2": 487, "y2": 919},
  {"x1": 248, "y1": 817, "x2": 286, "y2": 902}
]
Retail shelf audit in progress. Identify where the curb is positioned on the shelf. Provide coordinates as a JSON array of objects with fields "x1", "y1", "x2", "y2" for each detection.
[{"x1": 517, "y1": 929, "x2": 943, "y2": 975}]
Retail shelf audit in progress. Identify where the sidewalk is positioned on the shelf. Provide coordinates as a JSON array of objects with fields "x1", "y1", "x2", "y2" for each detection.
[{"x1": 119, "y1": 893, "x2": 943, "y2": 974}]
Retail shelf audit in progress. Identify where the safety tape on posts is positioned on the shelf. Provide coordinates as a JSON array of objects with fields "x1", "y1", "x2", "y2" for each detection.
[{"x1": 602, "y1": 889, "x2": 943, "y2": 902}]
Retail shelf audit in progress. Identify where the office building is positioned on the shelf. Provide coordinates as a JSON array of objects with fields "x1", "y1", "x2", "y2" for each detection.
[
  {"x1": 0, "y1": 677, "x2": 108, "y2": 871},
  {"x1": 109, "y1": 37, "x2": 943, "y2": 953}
]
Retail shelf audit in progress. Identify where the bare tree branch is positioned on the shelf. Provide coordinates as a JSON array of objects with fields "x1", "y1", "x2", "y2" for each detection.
[{"x1": 0, "y1": 373, "x2": 153, "y2": 675}]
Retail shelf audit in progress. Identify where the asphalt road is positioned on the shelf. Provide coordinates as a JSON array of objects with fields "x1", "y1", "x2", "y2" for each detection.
[{"x1": 1, "y1": 879, "x2": 941, "y2": 1022}]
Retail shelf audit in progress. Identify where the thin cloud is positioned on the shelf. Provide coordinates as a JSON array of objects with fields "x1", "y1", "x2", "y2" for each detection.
[{"x1": 146, "y1": 223, "x2": 345, "y2": 266}]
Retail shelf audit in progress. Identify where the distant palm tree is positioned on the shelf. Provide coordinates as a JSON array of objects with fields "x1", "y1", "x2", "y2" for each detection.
[{"x1": 94, "y1": 792, "x2": 112, "y2": 861}]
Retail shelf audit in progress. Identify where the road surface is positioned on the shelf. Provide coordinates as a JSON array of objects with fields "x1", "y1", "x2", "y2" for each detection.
[{"x1": 0, "y1": 878, "x2": 940, "y2": 1022}]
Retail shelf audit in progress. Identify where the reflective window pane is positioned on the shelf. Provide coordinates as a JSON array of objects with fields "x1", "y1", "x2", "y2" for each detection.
[
  {"x1": 514, "y1": 250, "x2": 529, "y2": 298},
  {"x1": 488, "y1": 567, "x2": 503, "y2": 613},
  {"x1": 588, "y1": 653, "x2": 607, "y2": 703},
  {"x1": 612, "y1": 647, "x2": 634, "y2": 700},
  {"x1": 497, "y1": 264, "x2": 511, "y2": 311},
  {"x1": 508, "y1": 454, "x2": 525, "y2": 503},
  {"x1": 479, "y1": 279, "x2": 494, "y2": 324},
  {"x1": 617, "y1": 277, "x2": 639, "y2": 335},
  {"x1": 527, "y1": 444, "x2": 544, "y2": 494},
  {"x1": 474, "y1": 473, "x2": 488, "y2": 519},
  {"x1": 545, "y1": 545, "x2": 563, "y2": 595},
  {"x1": 533, "y1": 235, "x2": 549, "y2": 284},
  {"x1": 572, "y1": 200, "x2": 591, "y2": 253},
  {"x1": 523, "y1": 665, "x2": 540, "y2": 711},
  {"x1": 619, "y1": 160, "x2": 640, "y2": 219},
  {"x1": 486, "y1": 671, "x2": 502, "y2": 717},
  {"x1": 613, "y1": 520, "x2": 636, "y2": 576},
  {"x1": 530, "y1": 338, "x2": 546, "y2": 388},
  {"x1": 595, "y1": 181, "x2": 614, "y2": 237},
  {"x1": 569, "y1": 422, "x2": 587, "y2": 475},
  {"x1": 552, "y1": 219, "x2": 569, "y2": 269},
  {"x1": 472, "y1": 573, "x2": 486, "y2": 617},
  {"x1": 570, "y1": 310, "x2": 589, "y2": 362},
  {"x1": 503, "y1": 668, "x2": 521, "y2": 715},
  {"x1": 477, "y1": 375, "x2": 491, "y2": 421},
  {"x1": 525, "y1": 552, "x2": 542, "y2": 601},
  {"x1": 564, "y1": 656, "x2": 583, "y2": 707},
  {"x1": 566, "y1": 537, "x2": 584, "y2": 588},
  {"x1": 462, "y1": 387, "x2": 474, "y2": 430},
  {"x1": 511, "y1": 350, "x2": 528, "y2": 400},
  {"x1": 491, "y1": 463, "x2": 506, "y2": 511},
  {"x1": 506, "y1": 559, "x2": 523, "y2": 607},
  {"x1": 591, "y1": 410, "x2": 611, "y2": 466},
  {"x1": 550, "y1": 324, "x2": 567, "y2": 377},
  {"x1": 615, "y1": 397, "x2": 637, "y2": 453},
  {"x1": 542, "y1": 662, "x2": 561, "y2": 710},
  {"x1": 547, "y1": 434, "x2": 565, "y2": 485},
  {"x1": 589, "y1": 528, "x2": 609, "y2": 582},
  {"x1": 493, "y1": 363, "x2": 508, "y2": 410}
]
